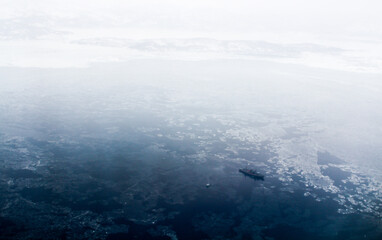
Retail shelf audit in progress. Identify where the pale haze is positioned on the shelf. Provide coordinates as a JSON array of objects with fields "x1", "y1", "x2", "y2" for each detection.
[{"x1": 1, "y1": 0, "x2": 382, "y2": 71}]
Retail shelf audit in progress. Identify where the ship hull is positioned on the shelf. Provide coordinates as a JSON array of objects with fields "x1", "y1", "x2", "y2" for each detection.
[{"x1": 239, "y1": 169, "x2": 264, "y2": 180}]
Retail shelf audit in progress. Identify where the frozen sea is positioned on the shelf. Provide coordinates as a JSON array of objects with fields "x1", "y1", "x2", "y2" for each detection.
[{"x1": 0, "y1": 60, "x2": 382, "y2": 239}]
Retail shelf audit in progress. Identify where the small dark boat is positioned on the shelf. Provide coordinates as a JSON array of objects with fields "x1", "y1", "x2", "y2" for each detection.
[{"x1": 239, "y1": 168, "x2": 264, "y2": 180}]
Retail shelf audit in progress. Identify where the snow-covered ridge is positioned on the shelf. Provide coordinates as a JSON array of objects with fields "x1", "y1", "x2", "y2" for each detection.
[{"x1": 73, "y1": 38, "x2": 343, "y2": 59}]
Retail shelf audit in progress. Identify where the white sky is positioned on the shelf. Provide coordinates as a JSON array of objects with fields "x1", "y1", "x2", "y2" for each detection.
[{"x1": 1, "y1": 0, "x2": 382, "y2": 70}]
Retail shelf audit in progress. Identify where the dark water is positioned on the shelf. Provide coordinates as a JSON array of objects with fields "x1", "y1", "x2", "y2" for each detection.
[{"x1": 1, "y1": 133, "x2": 380, "y2": 239}]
